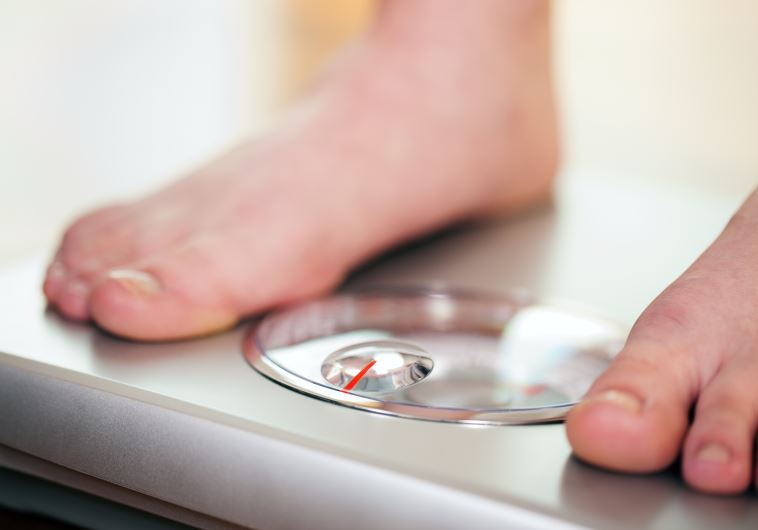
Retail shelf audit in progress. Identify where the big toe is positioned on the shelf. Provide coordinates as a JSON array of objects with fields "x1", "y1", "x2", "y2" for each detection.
[
  {"x1": 566, "y1": 338, "x2": 696, "y2": 473},
  {"x1": 89, "y1": 231, "x2": 342, "y2": 341}
]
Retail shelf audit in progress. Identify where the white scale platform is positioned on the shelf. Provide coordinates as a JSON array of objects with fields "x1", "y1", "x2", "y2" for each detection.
[{"x1": 1, "y1": 176, "x2": 756, "y2": 529}]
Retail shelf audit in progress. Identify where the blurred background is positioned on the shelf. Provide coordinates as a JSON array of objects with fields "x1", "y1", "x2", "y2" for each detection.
[{"x1": 1, "y1": 0, "x2": 757, "y2": 263}]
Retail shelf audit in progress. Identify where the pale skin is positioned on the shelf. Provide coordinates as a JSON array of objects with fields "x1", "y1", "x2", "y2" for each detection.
[{"x1": 43, "y1": 1, "x2": 758, "y2": 494}]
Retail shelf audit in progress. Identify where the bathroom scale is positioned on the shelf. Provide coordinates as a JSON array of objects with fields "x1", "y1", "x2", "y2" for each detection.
[{"x1": 1, "y1": 176, "x2": 757, "y2": 529}]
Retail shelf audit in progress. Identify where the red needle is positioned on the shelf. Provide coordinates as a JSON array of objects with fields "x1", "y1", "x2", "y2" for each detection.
[{"x1": 341, "y1": 360, "x2": 377, "y2": 393}]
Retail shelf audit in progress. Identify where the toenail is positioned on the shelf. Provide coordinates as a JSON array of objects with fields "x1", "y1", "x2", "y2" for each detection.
[
  {"x1": 106, "y1": 269, "x2": 161, "y2": 296},
  {"x1": 583, "y1": 390, "x2": 643, "y2": 414},
  {"x1": 695, "y1": 443, "x2": 731, "y2": 463}
]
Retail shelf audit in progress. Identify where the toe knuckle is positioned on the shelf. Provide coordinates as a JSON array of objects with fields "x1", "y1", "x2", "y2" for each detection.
[
  {"x1": 58, "y1": 237, "x2": 83, "y2": 265},
  {"x1": 697, "y1": 390, "x2": 758, "y2": 423},
  {"x1": 632, "y1": 297, "x2": 693, "y2": 342},
  {"x1": 62, "y1": 204, "x2": 126, "y2": 244},
  {"x1": 61, "y1": 220, "x2": 87, "y2": 246},
  {"x1": 59, "y1": 230, "x2": 100, "y2": 273}
]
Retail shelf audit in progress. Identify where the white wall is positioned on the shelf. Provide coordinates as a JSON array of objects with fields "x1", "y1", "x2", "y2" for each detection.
[
  {"x1": 0, "y1": 0, "x2": 282, "y2": 261},
  {"x1": 556, "y1": 0, "x2": 758, "y2": 194}
]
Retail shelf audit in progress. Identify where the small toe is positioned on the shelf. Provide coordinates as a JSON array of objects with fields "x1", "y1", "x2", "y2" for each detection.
[
  {"x1": 53, "y1": 278, "x2": 91, "y2": 321},
  {"x1": 681, "y1": 358, "x2": 757, "y2": 494},
  {"x1": 43, "y1": 261, "x2": 68, "y2": 301}
]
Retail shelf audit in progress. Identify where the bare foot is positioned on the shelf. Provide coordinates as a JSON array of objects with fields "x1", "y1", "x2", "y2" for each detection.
[
  {"x1": 567, "y1": 188, "x2": 758, "y2": 494},
  {"x1": 44, "y1": 0, "x2": 557, "y2": 340}
]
